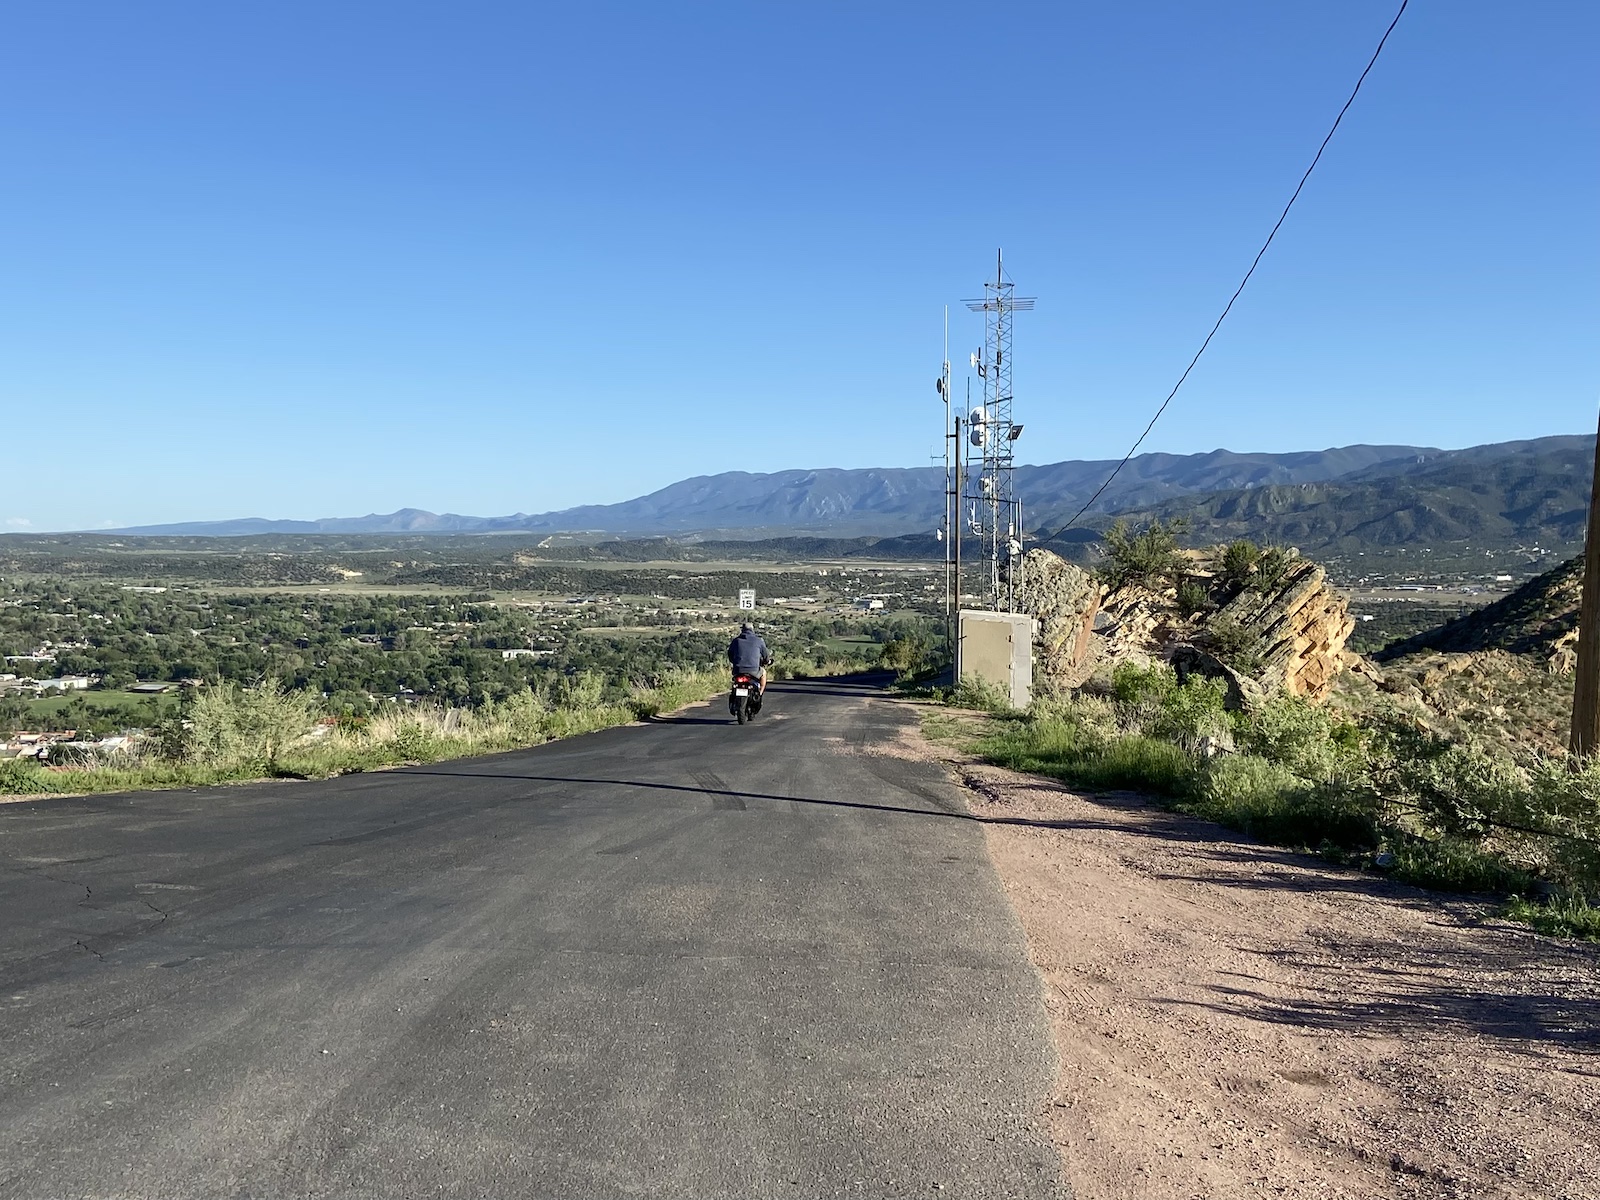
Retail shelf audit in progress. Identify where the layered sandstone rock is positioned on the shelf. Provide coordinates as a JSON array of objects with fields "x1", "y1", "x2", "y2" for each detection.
[
  {"x1": 1013, "y1": 548, "x2": 1362, "y2": 704},
  {"x1": 1202, "y1": 558, "x2": 1357, "y2": 701}
]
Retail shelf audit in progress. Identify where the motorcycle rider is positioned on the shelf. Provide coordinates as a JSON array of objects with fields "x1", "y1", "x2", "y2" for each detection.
[{"x1": 728, "y1": 621, "x2": 773, "y2": 694}]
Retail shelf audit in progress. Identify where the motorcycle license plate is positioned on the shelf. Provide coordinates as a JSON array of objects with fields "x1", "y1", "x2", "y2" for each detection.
[{"x1": 734, "y1": 688, "x2": 749, "y2": 696}]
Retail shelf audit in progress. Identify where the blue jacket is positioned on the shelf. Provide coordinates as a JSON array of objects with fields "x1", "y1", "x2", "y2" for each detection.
[{"x1": 728, "y1": 630, "x2": 771, "y2": 675}]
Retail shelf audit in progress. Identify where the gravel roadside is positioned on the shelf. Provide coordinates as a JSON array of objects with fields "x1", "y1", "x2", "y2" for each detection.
[{"x1": 894, "y1": 709, "x2": 1600, "y2": 1200}]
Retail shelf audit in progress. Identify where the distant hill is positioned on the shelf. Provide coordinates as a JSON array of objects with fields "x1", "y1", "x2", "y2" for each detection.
[
  {"x1": 1048, "y1": 436, "x2": 1593, "y2": 557},
  {"x1": 1376, "y1": 555, "x2": 1584, "y2": 661},
  {"x1": 1362, "y1": 552, "x2": 1585, "y2": 757},
  {"x1": 110, "y1": 507, "x2": 506, "y2": 537},
  {"x1": 114, "y1": 442, "x2": 1440, "y2": 537}
]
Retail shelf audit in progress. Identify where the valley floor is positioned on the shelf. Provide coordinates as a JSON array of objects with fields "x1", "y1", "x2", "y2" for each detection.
[{"x1": 895, "y1": 713, "x2": 1600, "y2": 1200}]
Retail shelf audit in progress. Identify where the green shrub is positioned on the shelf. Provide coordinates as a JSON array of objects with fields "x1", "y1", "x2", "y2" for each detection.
[
  {"x1": 1505, "y1": 895, "x2": 1600, "y2": 940},
  {"x1": 980, "y1": 716, "x2": 1091, "y2": 771},
  {"x1": 880, "y1": 635, "x2": 931, "y2": 674},
  {"x1": 1214, "y1": 540, "x2": 1262, "y2": 594},
  {"x1": 560, "y1": 671, "x2": 606, "y2": 711},
  {"x1": 1369, "y1": 722, "x2": 1525, "y2": 840},
  {"x1": 1197, "y1": 756, "x2": 1377, "y2": 852},
  {"x1": 0, "y1": 756, "x2": 52, "y2": 794},
  {"x1": 1076, "y1": 736, "x2": 1197, "y2": 796},
  {"x1": 1098, "y1": 518, "x2": 1188, "y2": 590},
  {"x1": 1204, "y1": 615, "x2": 1262, "y2": 674},
  {"x1": 1242, "y1": 693, "x2": 1365, "y2": 786},
  {"x1": 1256, "y1": 547, "x2": 1292, "y2": 593},
  {"x1": 1518, "y1": 760, "x2": 1600, "y2": 895},
  {"x1": 1028, "y1": 691, "x2": 1121, "y2": 743},
  {"x1": 1146, "y1": 675, "x2": 1231, "y2": 749},
  {"x1": 1105, "y1": 662, "x2": 1231, "y2": 749},
  {"x1": 1176, "y1": 578, "x2": 1213, "y2": 616},
  {"x1": 953, "y1": 676, "x2": 1016, "y2": 714},
  {"x1": 1386, "y1": 834, "x2": 1533, "y2": 896},
  {"x1": 387, "y1": 720, "x2": 443, "y2": 762},
  {"x1": 180, "y1": 679, "x2": 318, "y2": 769},
  {"x1": 977, "y1": 711, "x2": 1197, "y2": 799},
  {"x1": 480, "y1": 685, "x2": 550, "y2": 740},
  {"x1": 1200, "y1": 754, "x2": 1308, "y2": 816},
  {"x1": 1110, "y1": 661, "x2": 1176, "y2": 708},
  {"x1": 1108, "y1": 661, "x2": 1178, "y2": 735}
]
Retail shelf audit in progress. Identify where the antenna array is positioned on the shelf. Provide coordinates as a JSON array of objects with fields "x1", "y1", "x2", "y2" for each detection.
[{"x1": 961, "y1": 250, "x2": 1034, "y2": 611}]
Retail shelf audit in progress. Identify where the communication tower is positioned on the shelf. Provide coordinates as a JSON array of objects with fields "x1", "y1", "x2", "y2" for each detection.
[{"x1": 963, "y1": 250, "x2": 1034, "y2": 610}]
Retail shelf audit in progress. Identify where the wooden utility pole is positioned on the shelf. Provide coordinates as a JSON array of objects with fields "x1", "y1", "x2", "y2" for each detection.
[{"x1": 1569, "y1": 405, "x2": 1600, "y2": 757}]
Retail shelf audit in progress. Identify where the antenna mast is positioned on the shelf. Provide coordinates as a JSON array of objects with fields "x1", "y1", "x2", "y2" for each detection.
[
  {"x1": 964, "y1": 250, "x2": 1034, "y2": 611},
  {"x1": 937, "y1": 307, "x2": 955, "y2": 653}
]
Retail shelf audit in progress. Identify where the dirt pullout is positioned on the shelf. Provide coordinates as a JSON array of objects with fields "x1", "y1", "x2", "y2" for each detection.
[{"x1": 902, "y1": 725, "x2": 1599, "y2": 1200}]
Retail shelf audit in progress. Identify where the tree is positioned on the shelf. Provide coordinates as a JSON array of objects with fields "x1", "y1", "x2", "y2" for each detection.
[
  {"x1": 0, "y1": 695, "x2": 28, "y2": 732},
  {"x1": 1214, "y1": 540, "x2": 1263, "y2": 594},
  {"x1": 1098, "y1": 518, "x2": 1190, "y2": 590}
]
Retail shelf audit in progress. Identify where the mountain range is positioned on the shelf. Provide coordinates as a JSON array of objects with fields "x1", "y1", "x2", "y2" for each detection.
[
  {"x1": 109, "y1": 435, "x2": 1593, "y2": 553},
  {"x1": 112, "y1": 441, "x2": 1466, "y2": 537}
]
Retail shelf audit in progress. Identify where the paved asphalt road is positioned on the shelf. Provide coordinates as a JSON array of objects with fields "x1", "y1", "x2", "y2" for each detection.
[{"x1": 1, "y1": 677, "x2": 1066, "y2": 1199}]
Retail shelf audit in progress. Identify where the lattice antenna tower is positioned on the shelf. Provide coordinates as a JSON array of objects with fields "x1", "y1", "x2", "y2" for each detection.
[{"x1": 963, "y1": 249, "x2": 1034, "y2": 610}]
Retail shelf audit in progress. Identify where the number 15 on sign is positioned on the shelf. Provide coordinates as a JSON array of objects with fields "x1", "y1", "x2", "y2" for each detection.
[{"x1": 738, "y1": 589, "x2": 756, "y2": 611}]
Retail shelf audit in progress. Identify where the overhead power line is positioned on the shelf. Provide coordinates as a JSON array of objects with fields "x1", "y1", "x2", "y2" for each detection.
[{"x1": 1059, "y1": 0, "x2": 1410, "y2": 532}]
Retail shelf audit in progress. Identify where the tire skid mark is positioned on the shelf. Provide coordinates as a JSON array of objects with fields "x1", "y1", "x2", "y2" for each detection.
[{"x1": 690, "y1": 769, "x2": 746, "y2": 811}]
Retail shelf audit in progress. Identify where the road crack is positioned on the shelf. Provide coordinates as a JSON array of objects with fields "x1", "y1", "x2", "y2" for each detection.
[{"x1": 43, "y1": 872, "x2": 93, "y2": 903}]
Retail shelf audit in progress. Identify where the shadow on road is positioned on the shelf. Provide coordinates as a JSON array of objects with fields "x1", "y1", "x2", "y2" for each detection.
[{"x1": 402, "y1": 768, "x2": 1087, "y2": 832}]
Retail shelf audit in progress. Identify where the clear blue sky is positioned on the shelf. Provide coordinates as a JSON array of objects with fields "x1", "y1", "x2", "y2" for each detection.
[{"x1": 2, "y1": 1, "x2": 1595, "y2": 531}]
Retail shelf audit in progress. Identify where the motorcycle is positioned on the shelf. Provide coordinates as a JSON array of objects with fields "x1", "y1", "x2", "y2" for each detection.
[{"x1": 728, "y1": 673, "x2": 764, "y2": 724}]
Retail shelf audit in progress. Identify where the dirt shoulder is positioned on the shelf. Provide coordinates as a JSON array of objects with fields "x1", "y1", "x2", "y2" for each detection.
[{"x1": 898, "y1": 706, "x2": 1600, "y2": 1200}]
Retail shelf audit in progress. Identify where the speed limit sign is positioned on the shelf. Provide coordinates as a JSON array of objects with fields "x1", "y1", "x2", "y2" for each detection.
[{"x1": 737, "y1": 588, "x2": 756, "y2": 610}]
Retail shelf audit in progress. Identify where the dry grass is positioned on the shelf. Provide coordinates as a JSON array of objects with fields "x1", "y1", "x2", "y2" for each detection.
[{"x1": 0, "y1": 667, "x2": 726, "y2": 801}]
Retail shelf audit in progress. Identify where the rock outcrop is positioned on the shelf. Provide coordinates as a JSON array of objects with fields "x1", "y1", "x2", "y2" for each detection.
[
  {"x1": 1010, "y1": 549, "x2": 1101, "y2": 691},
  {"x1": 1013, "y1": 548, "x2": 1361, "y2": 704},
  {"x1": 1202, "y1": 558, "x2": 1357, "y2": 701}
]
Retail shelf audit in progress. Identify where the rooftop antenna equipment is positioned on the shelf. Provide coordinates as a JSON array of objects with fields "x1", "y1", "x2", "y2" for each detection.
[{"x1": 963, "y1": 249, "x2": 1034, "y2": 611}]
